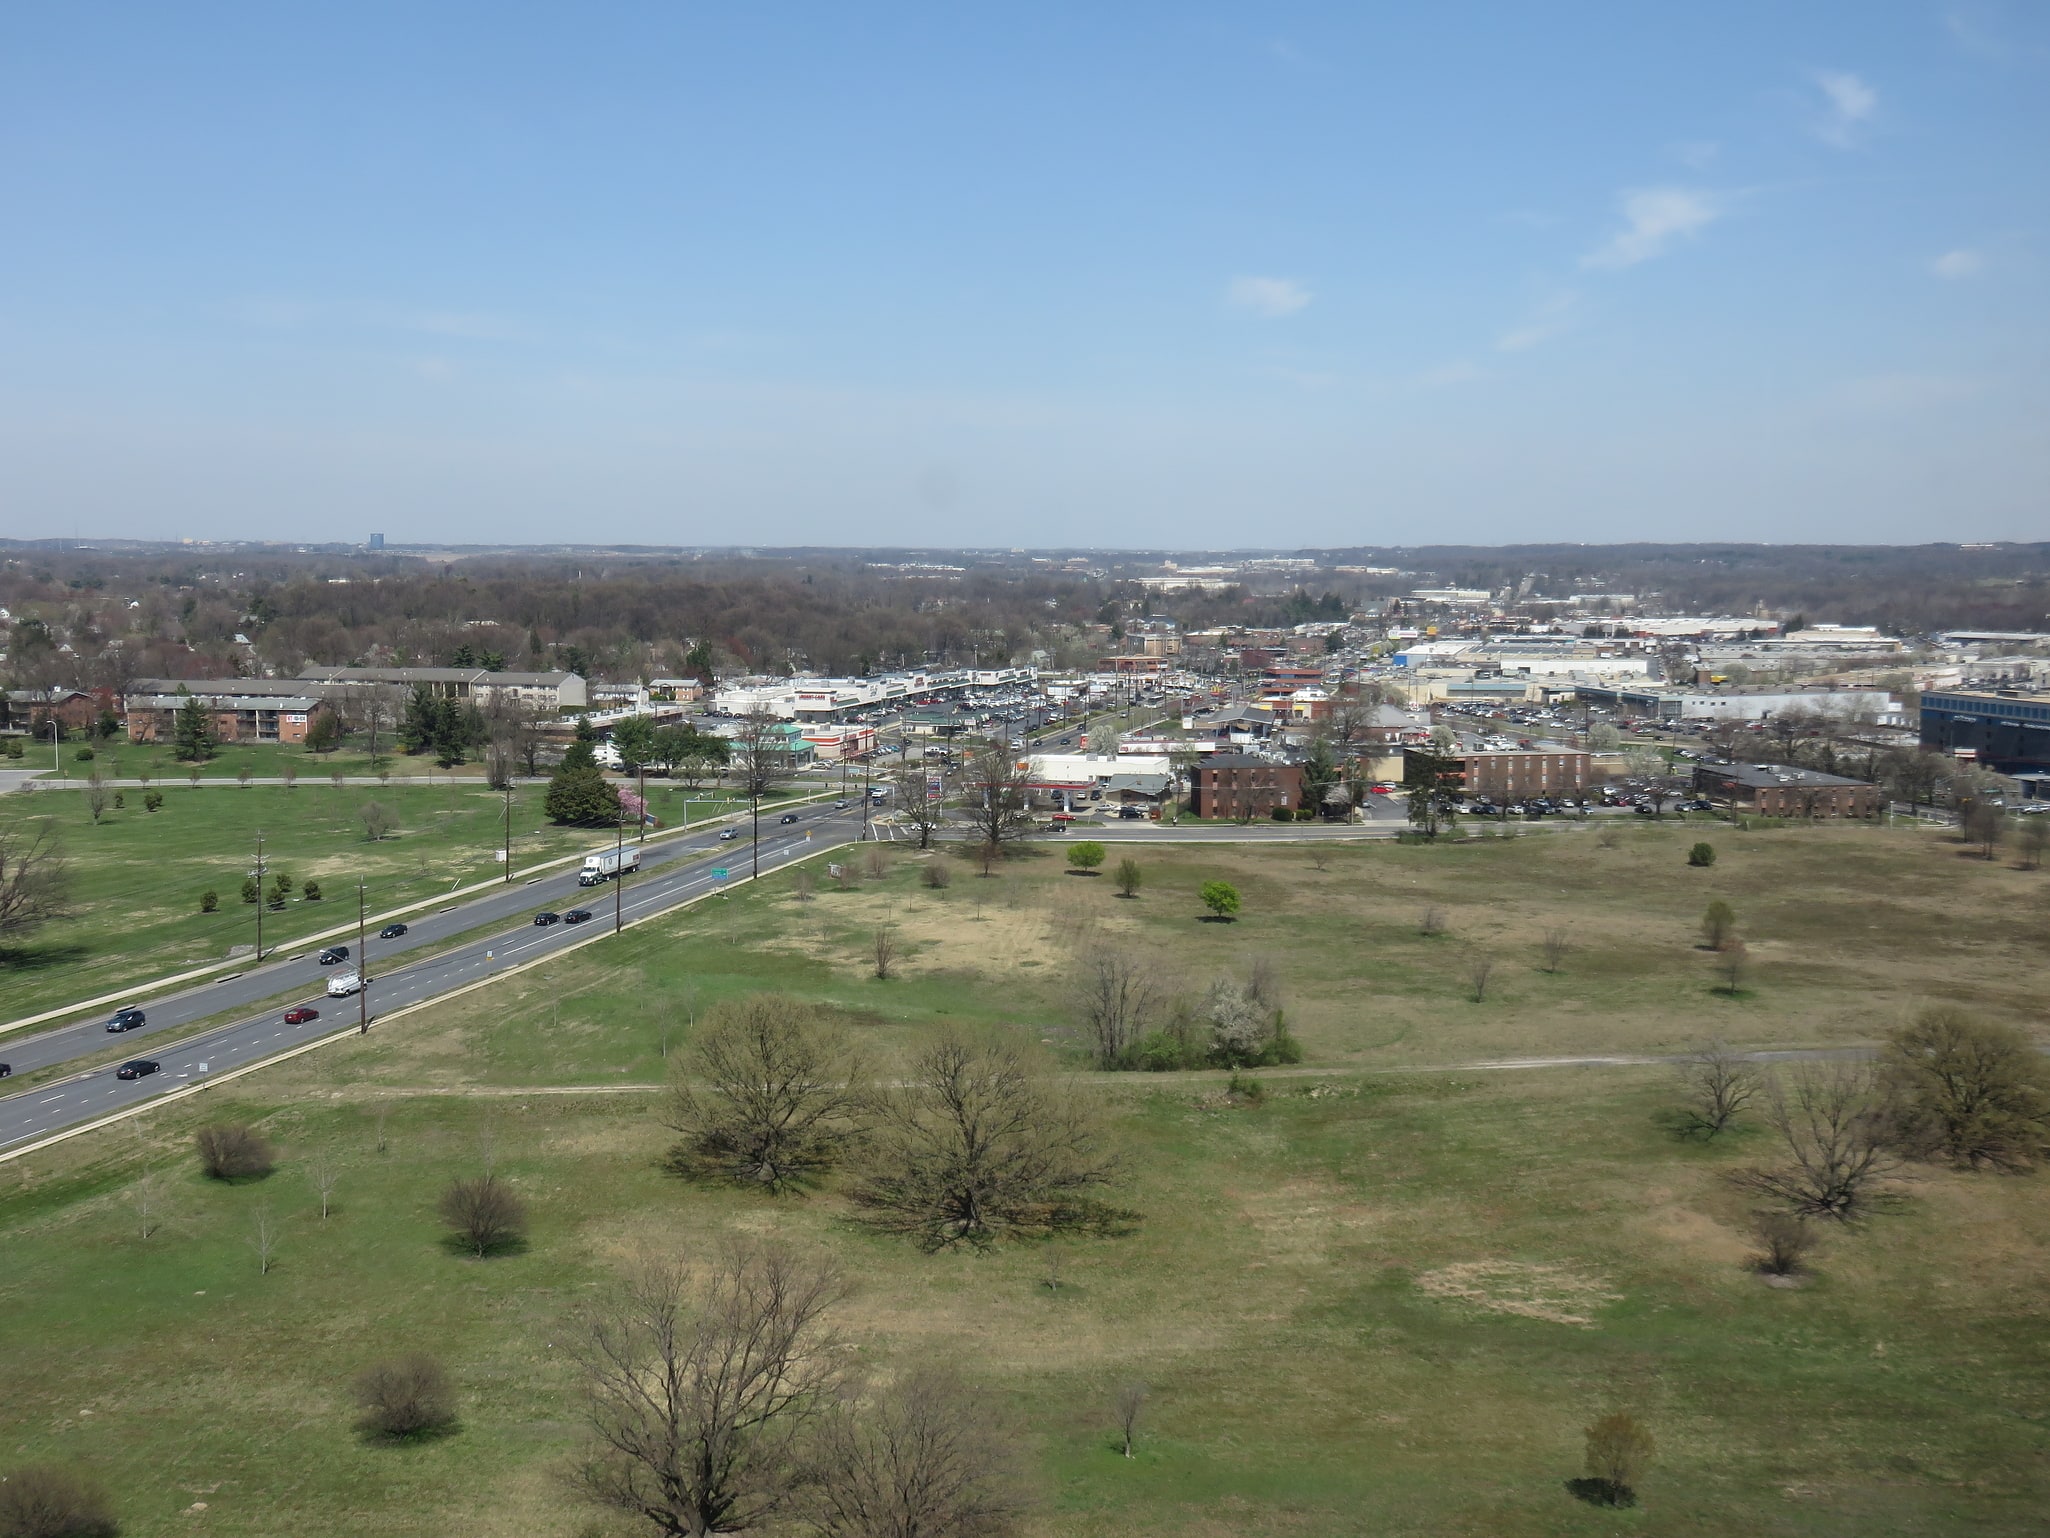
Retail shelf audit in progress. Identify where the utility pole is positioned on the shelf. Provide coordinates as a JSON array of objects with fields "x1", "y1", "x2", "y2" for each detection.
[
  {"x1": 253, "y1": 828, "x2": 266, "y2": 961},
  {"x1": 636, "y1": 759, "x2": 647, "y2": 843},
  {"x1": 614, "y1": 810, "x2": 625, "y2": 933},
  {"x1": 861, "y1": 748, "x2": 872, "y2": 842},
  {"x1": 502, "y1": 779, "x2": 512, "y2": 882},
  {"x1": 357, "y1": 880, "x2": 369, "y2": 1033},
  {"x1": 751, "y1": 782, "x2": 761, "y2": 879},
  {"x1": 50, "y1": 719, "x2": 60, "y2": 776}
]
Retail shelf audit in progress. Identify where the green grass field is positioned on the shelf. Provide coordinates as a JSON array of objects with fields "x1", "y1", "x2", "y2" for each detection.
[
  {"x1": 1, "y1": 823, "x2": 2045, "y2": 1536},
  {"x1": 0, "y1": 781, "x2": 751, "y2": 1023}
]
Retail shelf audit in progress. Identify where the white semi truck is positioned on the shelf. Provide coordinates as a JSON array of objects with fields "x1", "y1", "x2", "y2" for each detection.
[{"x1": 579, "y1": 846, "x2": 642, "y2": 885}]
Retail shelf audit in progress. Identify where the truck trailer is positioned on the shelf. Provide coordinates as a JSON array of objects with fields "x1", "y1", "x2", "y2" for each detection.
[{"x1": 579, "y1": 846, "x2": 643, "y2": 885}]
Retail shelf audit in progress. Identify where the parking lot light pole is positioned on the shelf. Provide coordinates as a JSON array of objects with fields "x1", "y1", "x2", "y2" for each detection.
[{"x1": 357, "y1": 881, "x2": 369, "y2": 1034}]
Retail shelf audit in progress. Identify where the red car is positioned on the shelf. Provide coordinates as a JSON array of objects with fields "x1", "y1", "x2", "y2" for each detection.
[{"x1": 284, "y1": 1006, "x2": 320, "y2": 1024}]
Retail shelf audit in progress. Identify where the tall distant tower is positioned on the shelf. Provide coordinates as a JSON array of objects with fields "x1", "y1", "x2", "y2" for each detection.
[{"x1": 368, "y1": 533, "x2": 385, "y2": 550}]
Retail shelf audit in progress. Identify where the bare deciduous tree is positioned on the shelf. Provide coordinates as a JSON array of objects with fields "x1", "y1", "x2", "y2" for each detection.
[
  {"x1": 309, "y1": 1151, "x2": 341, "y2": 1220},
  {"x1": 800, "y1": 1367, "x2": 1028, "y2": 1538},
  {"x1": 354, "y1": 1354, "x2": 458, "y2": 1440},
  {"x1": 1113, "y1": 857, "x2": 1142, "y2": 899},
  {"x1": 1417, "y1": 905, "x2": 1445, "y2": 937},
  {"x1": 863, "y1": 845, "x2": 887, "y2": 880},
  {"x1": 1734, "y1": 1063, "x2": 1898, "y2": 1221},
  {"x1": 1465, "y1": 955, "x2": 1495, "y2": 1003},
  {"x1": 852, "y1": 1031, "x2": 1127, "y2": 1251},
  {"x1": 570, "y1": 1245, "x2": 847, "y2": 1537},
  {"x1": 889, "y1": 760, "x2": 946, "y2": 850},
  {"x1": 1075, "y1": 948, "x2": 1156, "y2": 1069},
  {"x1": 250, "y1": 1203, "x2": 279, "y2": 1275},
  {"x1": 1713, "y1": 939, "x2": 1749, "y2": 995},
  {"x1": 1540, "y1": 927, "x2": 1569, "y2": 974},
  {"x1": 871, "y1": 927, "x2": 899, "y2": 980},
  {"x1": 663, "y1": 995, "x2": 864, "y2": 1192},
  {"x1": 359, "y1": 799, "x2": 393, "y2": 842},
  {"x1": 958, "y1": 750, "x2": 1036, "y2": 853},
  {"x1": 792, "y1": 869, "x2": 816, "y2": 902},
  {"x1": 130, "y1": 1168, "x2": 163, "y2": 1240},
  {"x1": 195, "y1": 1123, "x2": 274, "y2": 1182},
  {"x1": 83, "y1": 775, "x2": 110, "y2": 825},
  {"x1": 1700, "y1": 900, "x2": 1737, "y2": 951},
  {"x1": 0, "y1": 818, "x2": 72, "y2": 943},
  {"x1": 1113, "y1": 1382, "x2": 1148, "y2": 1459},
  {"x1": 1676, "y1": 1041, "x2": 1760, "y2": 1137},
  {"x1": 921, "y1": 860, "x2": 951, "y2": 890},
  {"x1": 1576, "y1": 1412, "x2": 1654, "y2": 1507},
  {"x1": 1751, "y1": 1210, "x2": 1816, "y2": 1277},
  {"x1": 438, "y1": 1173, "x2": 528, "y2": 1257}
]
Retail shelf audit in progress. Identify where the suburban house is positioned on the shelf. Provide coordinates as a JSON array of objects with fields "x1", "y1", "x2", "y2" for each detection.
[
  {"x1": 1188, "y1": 754, "x2": 1302, "y2": 819},
  {"x1": 1691, "y1": 760, "x2": 1883, "y2": 818}
]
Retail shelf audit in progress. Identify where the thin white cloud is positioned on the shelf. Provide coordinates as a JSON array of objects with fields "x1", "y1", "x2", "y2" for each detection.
[
  {"x1": 1813, "y1": 69, "x2": 1878, "y2": 148},
  {"x1": 1497, "y1": 291, "x2": 1580, "y2": 352},
  {"x1": 1418, "y1": 361, "x2": 1486, "y2": 388},
  {"x1": 1581, "y1": 189, "x2": 1723, "y2": 270},
  {"x1": 1673, "y1": 140, "x2": 1720, "y2": 170},
  {"x1": 1227, "y1": 276, "x2": 1312, "y2": 317},
  {"x1": 1932, "y1": 248, "x2": 1985, "y2": 279}
]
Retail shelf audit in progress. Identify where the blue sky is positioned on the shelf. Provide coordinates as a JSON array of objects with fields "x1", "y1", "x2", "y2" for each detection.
[{"x1": 1, "y1": 3, "x2": 2044, "y2": 547}]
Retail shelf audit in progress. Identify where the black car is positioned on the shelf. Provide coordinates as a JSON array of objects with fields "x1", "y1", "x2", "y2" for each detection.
[
  {"x1": 564, "y1": 908, "x2": 593, "y2": 925},
  {"x1": 533, "y1": 911, "x2": 561, "y2": 926},
  {"x1": 105, "y1": 1007, "x2": 146, "y2": 1033},
  {"x1": 779, "y1": 813, "x2": 800, "y2": 824},
  {"x1": 115, "y1": 1059, "x2": 160, "y2": 1080},
  {"x1": 317, "y1": 946, "x2": 350, "y2": 965},
  {"x1": 0, "y1": 1062, "x2": 11, "y2": 1078},
  {"x1": 379, "y1": 922, "x2": 408, "y2": 939}
]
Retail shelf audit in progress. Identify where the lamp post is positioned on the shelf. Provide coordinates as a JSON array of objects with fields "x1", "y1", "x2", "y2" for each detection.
[
  {"x1": 50, "y1": 719, "x2": 60, "y2": 776},
  {"x1": 253, "y1": 829, "x2": 266, "y2": 961},
  {"x1": 357, "y1": 880, "x2": 369, "y2": 1033},
  {"x1": 502, "y1": 779, "x2": 512, "y2": 882},
  {"x1": 614, "y1": 809, "x2": 625, "y2": 934}
]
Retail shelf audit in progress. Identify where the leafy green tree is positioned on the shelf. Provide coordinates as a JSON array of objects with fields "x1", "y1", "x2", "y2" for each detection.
[
  {"x1": 240, "y1": 875, "x2": 259, "y2": 904},
  {"x1": 562, "y1": 717, "x2": 600, "y2": 770},
  {"x1": 546, "y1": 762, "x2": 620, "y2": 826},
  {"x1": 1066, "y1": 841, "x2": 1106, "y2": 873},
  {"x1": 1687, "y1": 842, "x2": 1716, "y2": 867},
  {"x1": 200, "y1": 888, "x2": 218, "y2": 912},
  {"x1": 143, "y1": 790, "x2": 163, "y2": 812},
  {"x1": 611, "y1": 714, "x2": 658, "y2": 771},
  {"x1": 1199, "y1": 880, "x2": 1241, "y2": 921},
  {"x1": 172, "y1": 687, "x2": 216, "y2": 762},
  {"x1": 1114, "y1": 857, "x2": 1143, "y2": 897},
  {"x1": 302, "y1": 708, "x2": 342, "y2": 754},
  {"x1": 1701, "y1": 899, "x2": 1737, "y2": 951}
]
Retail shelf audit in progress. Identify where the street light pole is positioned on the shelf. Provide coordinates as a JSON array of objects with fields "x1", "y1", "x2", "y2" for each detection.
[
  {"x1": 253, "y1": 829, "x2": 265, "y2": 961},
  {"x1": 357, "y1": 880, "x2": 369, "y2": 1033},
  {"x1": 614, "y1": 810, "x2": 625, "y2": 934},
  {"x1": 50, "y1": 719, "x2": 60, "y2": 776},
  {"x1": 637, "y1": 761, "x2": 647, "y2": 844},
  {"x1": 503, "y1": 779, "x2": 512, "y2": 882}
]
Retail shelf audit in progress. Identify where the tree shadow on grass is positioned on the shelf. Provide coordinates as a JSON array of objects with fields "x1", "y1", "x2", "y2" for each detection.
[
  {"x1": 0, "y1": 942, "x2": 92, "y2": 976},
  {"x1": 1565, "y1": 1478, "x2": 1636, "y2": 1508},
  {"x1": 354, "y1": 1419, "x2": 462, "y2": 1448},
  {"x1": 435, "y1": 1233, "x2": 531, "y2": 1261}
]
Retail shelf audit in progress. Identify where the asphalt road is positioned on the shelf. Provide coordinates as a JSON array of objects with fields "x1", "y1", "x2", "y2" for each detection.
[{"x1": 0, "y1": 805, "x2": 869, "y2": 1152}]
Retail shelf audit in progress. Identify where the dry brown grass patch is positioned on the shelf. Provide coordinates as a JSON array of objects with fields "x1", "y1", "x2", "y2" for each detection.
[{"x1": 1414, "y1": 1259, "x2": 1622, "y2": 1326}]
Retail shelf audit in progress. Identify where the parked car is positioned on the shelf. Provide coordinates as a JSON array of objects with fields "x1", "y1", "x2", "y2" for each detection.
[
  {"x1": 115, "y1": 1059, "x2": 160, "y2": 1080},
  {"x1": 284, "y1": 1006, "x2": 320, "y2": 1024},
  {"x1": 317, "y1": 946, "x2": 350, "y2": 965},
  {"x1": 1118, "y1": 806, "x2": 1144, "y2": 819},
  {"x1": 105, "y1": 1007, "x2": 146, "y2": 1033},
  {"x1": 533, "y1": 911, "x2": 562, "y2": 927},
  {"x1": 779, "y1": 813, "x2": 800, "y2": 824},
  {"x1": 564, "y1": 909, "x2": 593, "y2": 925},
  {"x1": 379, "y1": 922, "x2": 409, "y2": 939}
]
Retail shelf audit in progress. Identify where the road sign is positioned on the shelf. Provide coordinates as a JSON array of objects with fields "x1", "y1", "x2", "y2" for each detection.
[{"x1": 711, "y1": 868, "x2": 729, "y2": 881}]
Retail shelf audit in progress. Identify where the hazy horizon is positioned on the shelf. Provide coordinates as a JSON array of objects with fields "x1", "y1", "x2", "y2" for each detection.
[{"x1": 3, "y1": 3, "x2": 2046, "y2": 547}]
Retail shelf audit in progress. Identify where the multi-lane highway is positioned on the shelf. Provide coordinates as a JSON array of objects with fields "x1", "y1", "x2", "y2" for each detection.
[{"x1": 0, "y1": 804, "x2": 867, "y2": 1152}]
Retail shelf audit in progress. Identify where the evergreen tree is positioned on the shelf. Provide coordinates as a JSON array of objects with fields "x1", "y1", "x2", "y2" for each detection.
[
  {"x1": 562, "y1": 717, "x2": 600, "y2": 770},
  {"x1": 399, "y1": 685, "x2": 439, "y2": 754},
  {"x1": 612, "y1": 714, "x2": 658, "y2": 771},
  {"x1": 545, "y1": 762, "x2": 619, "y2": 826},
  {"x1": 450, "y1": 643, "x2": 478, "y2": 668},
  {"x1": 303, "y1": 708, "x2": 342, "y2": 754},
  {"x1": 172, "y1": 687, "x2": 216, "y2": 762}
]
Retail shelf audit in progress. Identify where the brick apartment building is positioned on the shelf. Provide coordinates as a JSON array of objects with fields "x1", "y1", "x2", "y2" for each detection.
[
  {"x1": 1692, "y1": 761, "x2": 1882, "y2": 818},
  {"x1": 1188, "y1": 754, "x2": 1301, "y2": 819},
  {"x1": 124, "y1": 681, "x2": 328, "y2": 745},
  {"x1": 1404, "y1": 746, "x2": 1589, "y2": 802}
]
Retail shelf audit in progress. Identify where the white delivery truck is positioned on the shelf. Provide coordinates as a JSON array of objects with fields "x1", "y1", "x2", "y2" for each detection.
[{"x1": 579, "y1": 846, "x2": 643, "y2": 886}]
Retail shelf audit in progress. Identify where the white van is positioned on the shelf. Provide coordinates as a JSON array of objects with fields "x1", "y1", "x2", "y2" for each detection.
[{"x1": 326, "y1": 972, "x2": 364, "y2": 998}]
